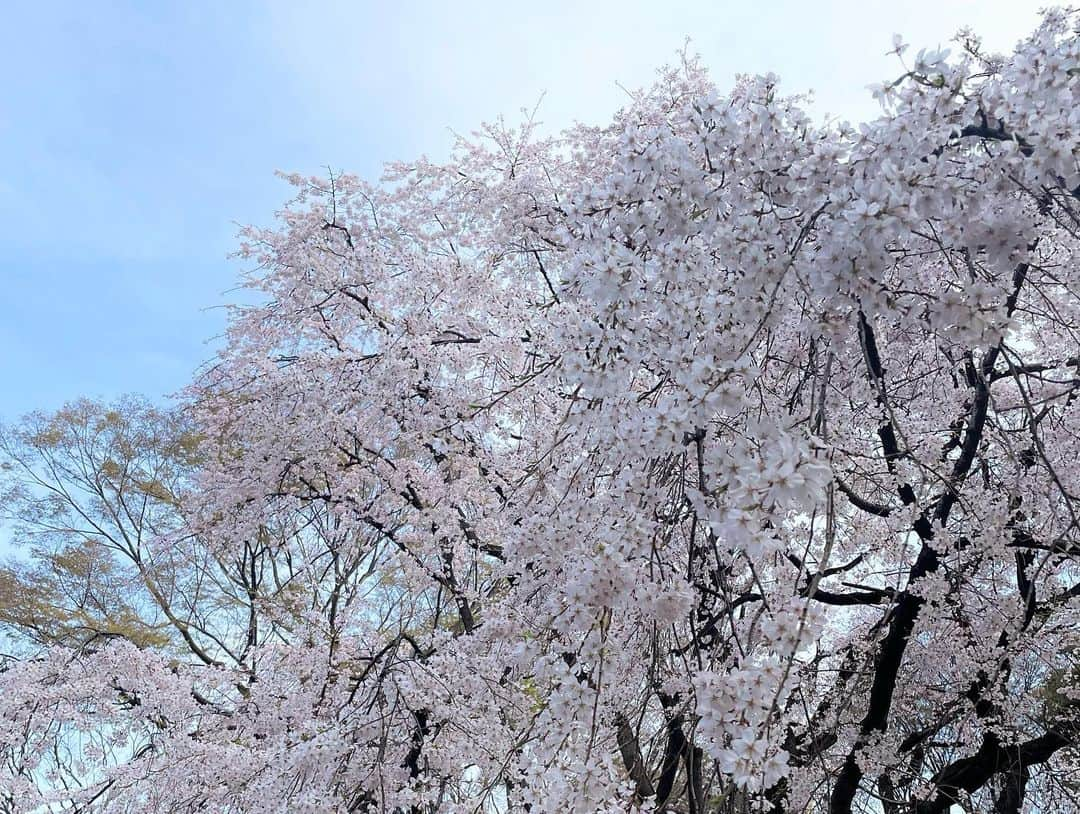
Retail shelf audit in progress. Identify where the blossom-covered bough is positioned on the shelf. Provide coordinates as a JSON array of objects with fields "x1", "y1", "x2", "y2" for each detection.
[{"x1": 2, "y1": 11, "x2": 1079, "y2": 814}]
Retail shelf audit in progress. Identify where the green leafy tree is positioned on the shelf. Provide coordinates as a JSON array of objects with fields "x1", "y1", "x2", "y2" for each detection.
[{"x1": 0, "y1": 397, "x2": 200, "y2": 652}]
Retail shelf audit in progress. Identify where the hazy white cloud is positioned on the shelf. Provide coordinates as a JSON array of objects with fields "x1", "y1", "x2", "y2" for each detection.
[{"x1": 259, "y1": 0, "x2": 1045, "y2": 164}]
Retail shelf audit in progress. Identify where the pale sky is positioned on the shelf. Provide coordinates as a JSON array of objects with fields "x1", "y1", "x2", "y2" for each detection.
[{"x1": 0, "y1": 0, "x2": 1046, "y2": 420}]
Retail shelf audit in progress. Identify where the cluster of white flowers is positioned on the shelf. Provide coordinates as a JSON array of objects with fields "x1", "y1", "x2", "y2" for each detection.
[{"x1": 933, "y1": 278, "x2": 1012, "y2": 346}]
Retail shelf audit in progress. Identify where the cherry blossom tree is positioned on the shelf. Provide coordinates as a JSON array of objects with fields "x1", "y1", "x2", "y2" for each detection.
[{"x1": 3, "y1": 10, "x2": 1080, "y2": 813}]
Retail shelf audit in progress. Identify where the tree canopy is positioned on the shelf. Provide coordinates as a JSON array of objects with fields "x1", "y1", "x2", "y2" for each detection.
[{"x1": 2, "y1": 11, "x2": 1080, "y2": 814}]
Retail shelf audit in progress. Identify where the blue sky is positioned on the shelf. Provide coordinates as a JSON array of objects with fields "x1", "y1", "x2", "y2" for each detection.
[{"x1": 0, "y1": 0, "x2": 1044, "y2": 421}]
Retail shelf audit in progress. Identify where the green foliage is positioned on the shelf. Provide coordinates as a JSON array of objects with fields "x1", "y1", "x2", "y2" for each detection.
[{"x1": 0, "y1": 396, "x2": 201, "y2": 652}]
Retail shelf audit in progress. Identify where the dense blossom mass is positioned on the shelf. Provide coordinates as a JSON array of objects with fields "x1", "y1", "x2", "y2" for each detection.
[{"x1": 2, "y1": 11, "x2": 1080, "y2": 813}]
